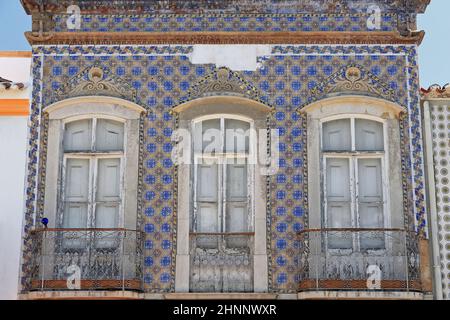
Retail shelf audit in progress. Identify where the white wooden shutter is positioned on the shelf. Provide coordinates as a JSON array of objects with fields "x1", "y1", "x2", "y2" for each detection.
[
  {"x1": 96, "y1": 119, "x2": 124, "y2": 151},
  {"x1": 225, "y1": 119, "x2": 250, "y2": 153},
  {"x1": 225, "y1": 163, "x2": 248, "y2": 248},
  {"x1": 357, "y1": 158, "x2": 385, "y2": 249},
  {"x1": 195, "y1": 162, "x2": 219, "y2": 248},
  {"x1": 194, "y1": 119, "x2": 221, "y2": 154},
  {"x1": 326, "y1": 158, "x2": 352, "y2": 249},
  {"x1": 95, "y1": 158, "x2": 121, "y2": 229},
  {"x1": 355, "y1": 119, "x2": 384, "y2": 151},
  {"x1": 322, "y1": 119, "x2": 351, "y2": 151},
  {"x1": 64, "y1": 120, "x2": 92, "y2": 151},
  {"x1": 63, "y1": 158, "x2": 89, "y2": 228}
]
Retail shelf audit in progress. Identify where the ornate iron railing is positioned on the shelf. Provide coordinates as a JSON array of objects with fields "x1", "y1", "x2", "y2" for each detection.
[
  {"x1": 29, "y1": 228, "x2": 144, "y2": 291},
  {"x1": 297, "y1": 228, "x2": 421, "y2": 291},
  {"x1": 189, "y1": 232, "x2": 254, "y2": 293}
]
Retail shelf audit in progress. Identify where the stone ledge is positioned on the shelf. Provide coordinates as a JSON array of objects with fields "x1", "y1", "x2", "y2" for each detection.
[
  {"x1": 164, "y1": 293, "x2": 278, "y2": 300},
  {"x1": 18, "y1": 291, "x2": 425, "y2": 300},
  {"x1": 297, "y1": 291, "x2": 424, "y2": 300},
  {"x1": 19, "y1": 291, "x2": 144, "y2": 300}
]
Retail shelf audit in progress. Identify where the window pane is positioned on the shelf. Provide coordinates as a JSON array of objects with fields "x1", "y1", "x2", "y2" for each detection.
[
  {"x1": 65, "y1": 159, "x2": 90, "y2": 202},
  {"x1": 64, "y1": 120, "x2": 92, "y2": 151},
  {"x1": 225, "y1": 119, "x2": 250, "y2": 153},
  {"x1": 322, "y1": 119, "x2": 351, "y2": 151},
  {"x1": 96, "y1": 119, "x2": 124, "y2": 151},
  {"x1": 63, "y1": 158, "x2": 89, "y2": 228},
  {"x1": 326, "y1": 158, "x2": 350, "y2": 202},
  {"x1": 96, "y1": 159, "x2": 121, "y2": 230},
  {"x1": 355, "y1": 119, "x2": 384, "y2": 151},
  {"x1": 96, "y1": 158, "x2": 121, "y2": 201},
  {"x1": 358, "y1": 158, "x2": 385, "y2": 249},
  {"x1": 194, "y1": 119, "x2": 221, "y2": 153},
  {"x1": 326, "y1": 158, "x2": 352, "y2": 249},
  {"x1": 226, "y1": 163, "x2": 247, "y2": 200},
  {"x1": 197, "y1": 163, "x2": 218, "y2": 202},
  {"x1": 63, "y1": 203, "x2": 88, "y2": 228},
  {"x1": 196, "y1": 204, "x2": 219, "y2": 249}
]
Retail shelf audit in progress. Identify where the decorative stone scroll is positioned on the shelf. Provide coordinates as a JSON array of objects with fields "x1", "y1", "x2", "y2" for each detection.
[{"x1": 54, "y1": 65, "x2": 138, "y2": 103}]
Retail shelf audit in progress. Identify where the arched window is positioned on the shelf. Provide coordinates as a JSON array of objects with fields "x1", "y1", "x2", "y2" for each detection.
[
  {"x1": 61, "y1": 118, "x2": 125, "y2": 230},
  {"x1": 42, "y1": 96, "x2": 145, "y2": 230},
  {"x1": 321, "y1": 116, "x2": 386, "y2": 250},
  {"x1": 173, "y1": 96, "x2": 271, "y2": 293},
  {"x1": 192, "y1": 115, "x2": 254, "y2": 262}
]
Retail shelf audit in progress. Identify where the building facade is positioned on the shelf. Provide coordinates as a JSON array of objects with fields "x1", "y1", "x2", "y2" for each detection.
[
  {"x1": 0, "y1": 52, "x2": 31, "y2": 300},
  {"x1": 18, "y1": 0, "x2": 435, "y2": 299},
  {"x1": 421, "y1": 84, "x2": 450, "y2": 300}
]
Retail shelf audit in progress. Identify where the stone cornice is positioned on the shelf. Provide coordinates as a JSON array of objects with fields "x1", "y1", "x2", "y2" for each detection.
[
  {"x1": 25, "y1": 31, "x2": 425, "y2": 46},
  {"x1": 21, "y1": 0, "x2": 431, "y2": 15}
]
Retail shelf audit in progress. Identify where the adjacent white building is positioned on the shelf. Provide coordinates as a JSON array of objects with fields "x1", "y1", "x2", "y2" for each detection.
[
  {"x1": 421, "y1": 84, "x2": 450, "y2": 300},
  {"x1": 0, "y1": 52, "x2": 31, "y2": 300}
]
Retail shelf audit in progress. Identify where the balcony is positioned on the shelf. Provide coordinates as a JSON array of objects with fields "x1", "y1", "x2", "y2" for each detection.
[
  {"x1": 189, "y1": 232, "x2": 254, "y2": 293},
  {"x1": 297, "y1": 228, "x2": 421, "y2": 292},
  {"x1": 29, "y1": 229, "x2": 143, "y2": 292}
]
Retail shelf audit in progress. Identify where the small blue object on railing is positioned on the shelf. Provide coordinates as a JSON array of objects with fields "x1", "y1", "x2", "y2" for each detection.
[{"x1": 41, "y1": 217, "x2": 48, "y2": 228}]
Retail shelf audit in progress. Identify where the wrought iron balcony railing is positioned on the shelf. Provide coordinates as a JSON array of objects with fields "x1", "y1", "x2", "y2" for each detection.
[
  {"x1": 189, "y1": 232, "x2": 254, "y2": 293},
  {"x1": 297, "y1": 228, "x2": 421, "y2": 292},
  {"x1": 29, "y1": 228, "x2": 144, "y2": 291}
]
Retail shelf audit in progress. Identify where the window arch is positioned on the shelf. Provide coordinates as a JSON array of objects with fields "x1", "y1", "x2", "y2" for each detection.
[
  {"x1": 304, "y1": 95, "x2": 405, "y2": 237},
  {"x1": 42, "y1": 96, "x2": 145, "y2": 230},
  {"x1": 320, "y1": 115, "x2": 388, "y2": 250},
  {"x1": 60, "y1": 117, "x2": 125, "y2": 230},
  {"x1": 173, "y1": 96, "x2": 271, "y2": 293}
]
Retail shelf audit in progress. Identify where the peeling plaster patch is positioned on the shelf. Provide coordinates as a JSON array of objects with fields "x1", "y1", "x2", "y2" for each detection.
[{"x1": 189, "y1": 45, "x2": 272, "y2": 71}]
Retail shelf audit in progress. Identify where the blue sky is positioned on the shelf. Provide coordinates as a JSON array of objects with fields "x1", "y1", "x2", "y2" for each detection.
[{"x1": 0, "y1": 0, "x2": 449, "y2": 87}]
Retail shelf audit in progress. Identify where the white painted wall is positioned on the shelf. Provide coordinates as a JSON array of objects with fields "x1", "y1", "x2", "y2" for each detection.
[
  {"x1": 0, "y1": 55, "x2": 31, "y2": 299},
  {"x1": 189, "y1": 45, "x2": 271, "y2": 71},
  {"x1": 0, "y1": 116, "x2": 28, "y2": 300}
]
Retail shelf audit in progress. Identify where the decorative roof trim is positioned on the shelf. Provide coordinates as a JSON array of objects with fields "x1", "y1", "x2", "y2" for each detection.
[
  {"x1": 0, "y1": 77, "x2": 27, "y2": 91},
  {"x1": 25, "y1": 31, "x2": 425, "y2": 46},
  {"x1": 420, "y1": 84, "x2": 450, "y2": 99}
]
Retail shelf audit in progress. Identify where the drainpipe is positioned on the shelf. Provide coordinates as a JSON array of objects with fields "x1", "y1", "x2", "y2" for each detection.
[{"x1": 422, "y1": 100, "x2": 443, "y2": 300}]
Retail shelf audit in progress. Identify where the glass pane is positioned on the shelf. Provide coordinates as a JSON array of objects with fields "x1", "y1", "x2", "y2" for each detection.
[
  {"x1": 65, "y1": 159, "x2": 90, "y2": 202},
  {"x1": 96, "y1": 158, "x2": 121, "y2": 202},
  {"x1": 355, "y1": 119, "x2": 384, "y2": 151},
  {"x1": 225, "y1": 119, "x2": 250, "y2": 153},
  {"x1": 96, "y1": 119, "x2": 124, "y2": 151},
  {"x1": 226, "y1": 163, "x2": 247, "y2": 201},
  {"x1": 326, "y1": 158, "x2": 352, "y2": 249},
  {"x1": 64, "y1": 120, "x2": 92, "y2": 151},
  {"x1": 358, "y1": 158, "x2": 384, "y2": 249},
  {"x1": 226, "y1": 204, "x2": 247, "y2": 233},
  {"x1": 197, "y1": 163, "x2": 218, "y2": 202},
  {"x1": 63, "y1": 203, "x2": 88, "y2": 228},
  {"x1": 196, "y1": 204, "x2": 219, "y2": 249},
  {"x1": 322, "y1": 119, "x2": 351, "y2": 151},
  {"x1": 95, "y1": 205, "x2": 119, "y2": 228},
  {"x1": 194, "y1": 119, "x2": 221, "y2": 153},
  {"x1": 326, "y1": 158, "x2": 350, "y2": 202}
]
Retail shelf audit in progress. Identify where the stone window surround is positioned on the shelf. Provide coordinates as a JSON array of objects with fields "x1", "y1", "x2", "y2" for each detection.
[
  {"x1": 42, "y1": 96, "x2": 145, "y2": 230},
  {"x1": 303, "y1": 95, "x2": 406, "y2": 231},
  {"x1": 173, "y1": 96, "x2": 272, "y2": 293}
]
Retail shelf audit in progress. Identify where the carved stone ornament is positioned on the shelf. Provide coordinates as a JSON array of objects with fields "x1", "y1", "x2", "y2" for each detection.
[
  {"x1": 181, "y1": 67, "x2": 270, "y2": 108},
  {"x1": 55, "y1": 65, "x2": 138, "y2": 103},
  {"x1": 304, "y1": 64, "x2": 397, "y2": 109}
]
